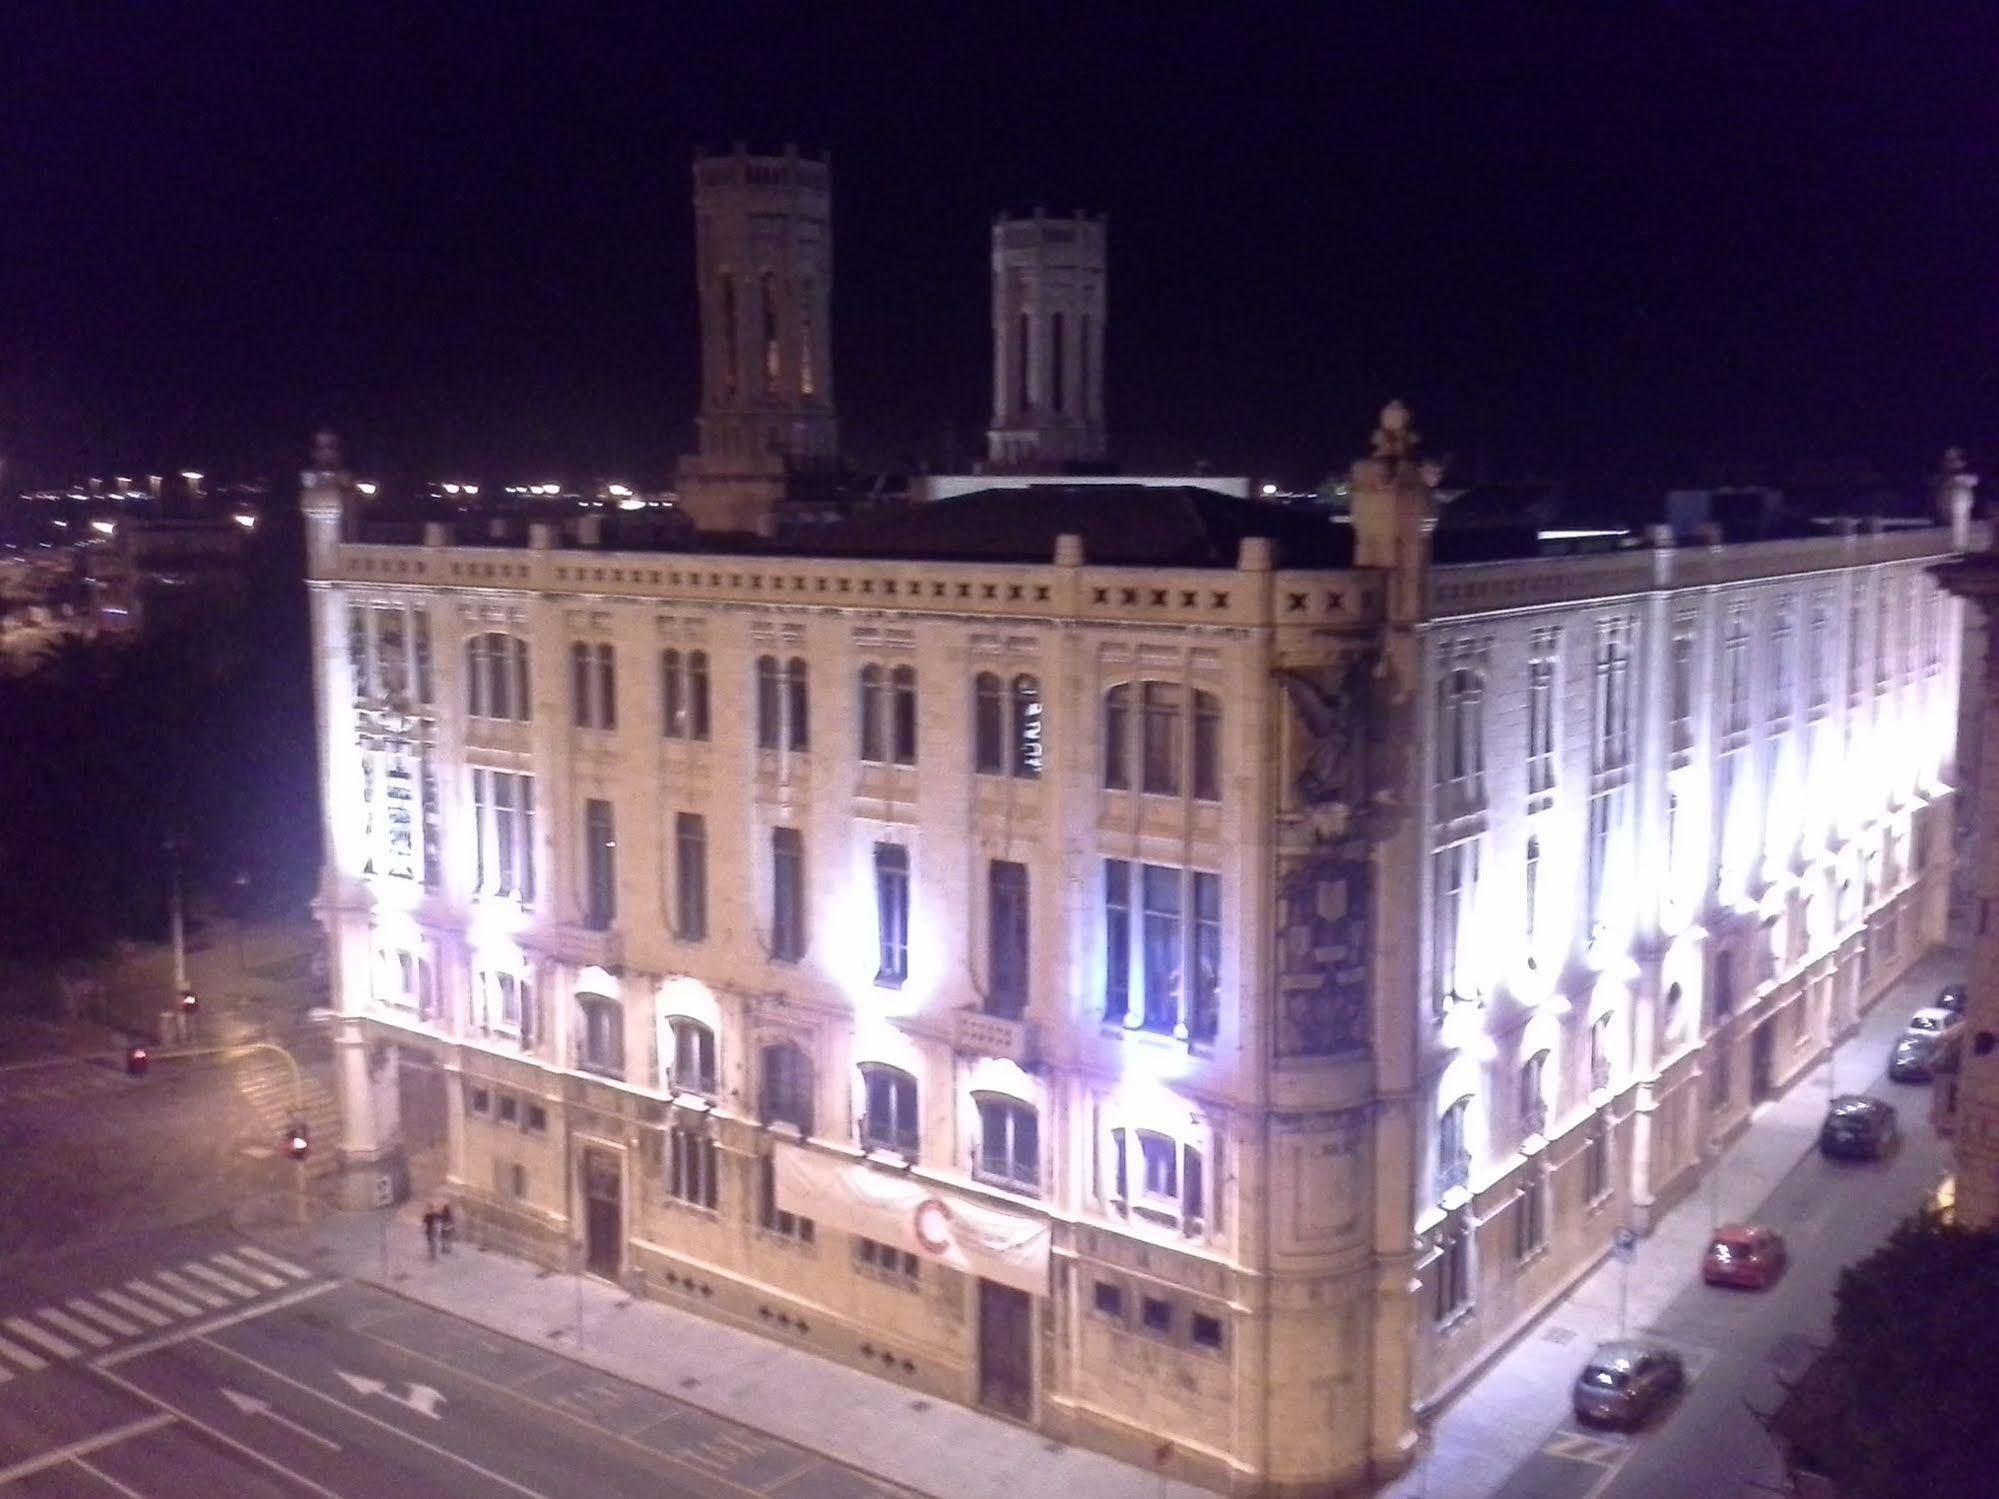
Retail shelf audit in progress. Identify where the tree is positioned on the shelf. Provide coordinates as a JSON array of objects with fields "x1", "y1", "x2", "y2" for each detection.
[{"x1": 1829, "y1": 1210, "x2": 1999, "y2": 1498}]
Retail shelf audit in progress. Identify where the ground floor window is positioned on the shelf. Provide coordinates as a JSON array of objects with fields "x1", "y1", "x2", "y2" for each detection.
[
  {"x1": 1583, "y1": 1125, "x2": 1612, "y2": 1205},
  {"x1": 854, "y1": 1235, "x2": 918, "y2": 1286},
  {"x1": 756, "y1": 1156, "x2": 814, "y2": 1242},
  {"x1": 1513, "y1": 1171, "x2": 1548, "y2": 1261},
  {"x1": 667, "y1": 1127, "x2": 718, "y2": 1209},
  {"x1": 1434, "y1": 1232, "x2": 1473, "y2": 1323}
]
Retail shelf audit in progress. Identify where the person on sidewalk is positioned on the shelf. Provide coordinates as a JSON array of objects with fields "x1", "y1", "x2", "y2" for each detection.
[
  {"x1": 438, "y1": 1201, "x2": 455, "y2": 1255},
  {"x1": 422, "y1": 1205, "x2": 439, "y2": 1261}
]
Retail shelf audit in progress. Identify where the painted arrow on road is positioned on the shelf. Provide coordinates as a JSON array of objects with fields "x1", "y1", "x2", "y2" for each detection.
[
  {"x1": 221, "y1": 1387, "x2": 343, "y2": 1450},
  {"x1": 336, "y1": 1369, "x2": 447, "y2": 1419}
]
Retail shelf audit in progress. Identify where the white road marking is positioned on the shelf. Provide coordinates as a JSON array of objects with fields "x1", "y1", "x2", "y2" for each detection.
[
  {"x1": 67, "y1": 1297, "x2": 144, "y2": 1337},
  {"x1": 91, "y1": 1367, "x2": 343, "y2": 1499},
  {"x1": 0, "y1": 1413, "x2": 175, "y2": 1485},
  {"x1": 234, "y1": 1245, "x2": 312, "y2": 1281},
  {"x1": 72, "y1": 1455, "x2": 150, "y2": 1499},
  {"x1": 211, "y1": 1253, "x2": 287, "y2": 1290},
  {"x1": 180, "y1": 1261, "x2": 256, "y2": 1298},
  {"x1": 0, "y1": 1332, "x2": 50, "y2": 1372},
  {"x1": 201, "y1": 1340, "x2": 551, "y2": 1498},
  {"x1": 125, "y1": 1279, "x2": 202, "y2": 1318},
  {"x1": 155, "y1": 1270, "x2": 229, "y2": 1309},
  {"x1": 4, "y1": 1315, "x2": 79, "y2": 1359},
  {"x1": 220, "y1": 1387, "x2": 344, "y2": 1450},
  {"x1": 96, "y1": 1280, "x2": 338, "y2": 1368},
  {"x1": 0, "y1": 1361, "x2": 12, "y2": 1382},
  {"x1": 94, "y1": 1289, "x2": 172, "y2": 1328},
  {"x1": 37, "y1": 1308, "x2": 113, "y2": 1348}
]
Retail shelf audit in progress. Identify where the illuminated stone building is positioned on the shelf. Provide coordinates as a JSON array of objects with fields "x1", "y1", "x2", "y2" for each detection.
[{"x1": 307, "y1": 405, "x2": 1967, "y2": 1492}]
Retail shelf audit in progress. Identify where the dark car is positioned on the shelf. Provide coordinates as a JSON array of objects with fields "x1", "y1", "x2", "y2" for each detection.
[
  {"x1": 1572, "y1": 1341, "x2": 1686, "y2": 1428},
  {"x1": 1819, "y1": 1095, "x2": 1898, "y2": 1160},
  {"x1": 1889, "y1": 1032, "x2": 1942, "y2": 1083},
  {"x1": 1702, "y1": 1224, "x2": 1787, "y2": 1289},
  {"x1": 1936, "y1": 983, "x2": 1968, "y2": 1015}
]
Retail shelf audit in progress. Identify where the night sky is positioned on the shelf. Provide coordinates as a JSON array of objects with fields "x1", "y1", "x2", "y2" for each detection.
[{"x1": 4, "y1": 4, "x2": 1995, "y2": 489}]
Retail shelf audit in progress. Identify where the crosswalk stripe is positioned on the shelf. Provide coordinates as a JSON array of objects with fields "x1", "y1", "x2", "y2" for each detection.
[
  {"x1": 234, "y1": 1246, "x2": 311, "y2": 1280},
  {"x1": 125, "y1": 1279, "x2": 201, "y2": 1318},
  {"x1": 0, "y1": 1363, "x2": 11, "y2": 1383},
  {"x1": 65, "y1": 1298, "x2": 142, "y2": 1337},
  {"x1": 180, "y1": 1262, "x2": 255, "y2": 1298},
  {"x1": 155, "y1": 1271, "x2": 228, "y2": 1309},
  {"x1": 3, "y1": 1316, "x2": 78, "y2": 1359},
  {"x1": 211, "y1": 1254, "x2": 287, "y2": 1290},
  {"x1": 36, "y1": 1309, "x2": 111, "y2": 1348},
  {"x1": 93, "y1": 1290, "x2": 171, "y2": 1329},
  {"x1": 0, "y1": 1334, "x2": 50, "y2": 1372}
]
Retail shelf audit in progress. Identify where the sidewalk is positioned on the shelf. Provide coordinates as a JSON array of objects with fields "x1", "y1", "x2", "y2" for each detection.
[
  {"x1": 1379, "y1": 943, "x2": 1964, "y2": 1499},
  {"x1": 257, "y1": 1203, "x2": 1212, "y2": 1499}
]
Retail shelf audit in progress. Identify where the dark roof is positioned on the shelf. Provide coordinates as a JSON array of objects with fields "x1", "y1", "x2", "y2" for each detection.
[{"x1": 788, "y1": 485, "x2": 1354, "y2": 569}]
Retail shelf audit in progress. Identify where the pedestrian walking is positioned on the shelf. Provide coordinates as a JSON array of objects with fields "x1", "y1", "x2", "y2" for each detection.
[
  {"x1": 439, "y1": 1201, "x2": 456, "y2": 1255},
  {"x1": 422, "y1": 1205, "x2": 439, "y2": 1261}
]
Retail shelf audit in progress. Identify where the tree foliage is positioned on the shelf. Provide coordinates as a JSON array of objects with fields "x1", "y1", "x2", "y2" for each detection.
[{"x1": 1829, "y1": 1209, "x2": 1999, "y2": 1499}]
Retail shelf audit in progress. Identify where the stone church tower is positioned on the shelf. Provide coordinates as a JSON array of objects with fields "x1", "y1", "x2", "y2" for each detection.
[
  {"x1": 677, "y1": 145, "x2": 838, "y2": 532},
  {"x1": 986, "y1": 210, "x2": 1107, "y2": 469}
]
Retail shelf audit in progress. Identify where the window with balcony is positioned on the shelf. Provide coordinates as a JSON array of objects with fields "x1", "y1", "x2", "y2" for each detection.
[
  {"x1": 759, "y1": 1041, "x2": 813, "y2": 1133},
  {"x1": 974, "y1": 671, "x2": 1044, "y2": 778},
  {"x1": 987, "y1": 860, "x2": 1029, "y2": 1017},
  {"x1": 660, "y1": 648, "x2": 711, "y2": 740},
  {"x1": 466, "y1": 633, "x2": 531, "y2": 721},
  {"x1": 1437, "y1": 1096, "x2": 1471, "y2": 1197},
  {"x1": 973, "y1": 1095, "x2": 1040, "y2": 1194},
  {"x1": 874, "y1": 843, "x2": 910, "y2": 986},
  {"x1": 582, "y1": 799, "x2": 616, "y2": 930},
  {"x1": 755, "y1": 655, "x2": 809, "y2": 751},
  {"x1": 668, "y1": 1017, "x2": 717, "y2": 1098},
  {"x1": 860, "y1": 1063, "x2": 919, "y2": 1156},
  {"x1": 770, "y1": 827, "x2": 805, "y2": 961},
  {"x1": 859, "y1": 663, "x2": 917, "y2": 766},
  {"x1": 570, "y1": 641, "x2": 616, "y2": 730},
  {"x1": 1103, "y1": 681, "x2": 1220, "y2": 800},
  {"x1": 667, "y1": 1127, "x2": 718, "y2": 1209},
  {"x1": 577, "y1": 995, "x2": 623, "y2": 1078},
  {"x1": 1102, "y1": 859, "x2": 1220, "y2": 1041},
  {"x1": 673, "y1": 813, "x2": 706, "y2": 941},
  {"x1": 1109, "y1": 1127, "x2": 1206, "y2": 1238},
  {"x1": 471, "y1": 768, "x2": 536, "y2": 902}
]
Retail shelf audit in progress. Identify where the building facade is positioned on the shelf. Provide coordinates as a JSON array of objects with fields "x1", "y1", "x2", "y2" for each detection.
[{"x1": 308, "y1": 413, "x2": 1967, "y2": 1496}]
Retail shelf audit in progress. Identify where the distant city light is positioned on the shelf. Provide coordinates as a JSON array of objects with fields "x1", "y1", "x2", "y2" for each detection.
[
  {"x1": 618, "y1": 498, "x2": 646, "y2": 511},
  {"x1": 90, "y1": 519, "x2": 116, "y2": 537},
  {"x1": 442, "y1": 483, "x2": 462, "y2": 495},
  {"x1": 180, "y1": 471, "x2": 203, "y2": 485},
  {"x1": 1261, "y1": 482, "x2": 1278, "y2": 497},
  {"x1": 356, "y1": 482, "x2": 379, "y2": 496},
  {"x1": 232, "y1": 512, "x2": 257, "y2": 531},
  {"x1": 607, "y1": 484, "x2": 633, "y2": 497},
  {"x1": 463, "y1": 483, "x2": 480, "y2": 496}
]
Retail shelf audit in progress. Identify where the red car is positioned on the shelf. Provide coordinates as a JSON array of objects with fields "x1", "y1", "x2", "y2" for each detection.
[{"x1": 1702, "y1": 1224, "x2": 1786, "y2": 1289}]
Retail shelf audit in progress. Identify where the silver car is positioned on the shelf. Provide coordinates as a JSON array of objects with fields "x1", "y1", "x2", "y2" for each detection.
[{"x1": 1572, "y1": 1340, "x2": 1686, "y2": 1428}]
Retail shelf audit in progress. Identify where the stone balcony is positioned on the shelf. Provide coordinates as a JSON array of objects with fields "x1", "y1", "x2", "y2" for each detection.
[{"x1": 954, "y1": 1008, "x2": 1041, "y2": 1066}]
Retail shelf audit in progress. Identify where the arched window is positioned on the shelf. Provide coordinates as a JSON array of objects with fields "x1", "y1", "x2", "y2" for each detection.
[
  {"x1": 668, "y1": 1017, "x2": 717, "y2": 1098},
  {"x1": 859, "y1": 1063, "x2": 919, "y2": 1156},
  {"x1": 1438, "y1": 1096, "x2": 1471, "y2": 1196},
  {"x1": 570, "y1": 641, "x2": 615, "y2": 730},
  {"x1": 466, "y1": 633, "x2": 530, "y2": 721},
  {"x1": 1102, "y1": 680, "x2": 1220, "y2": 800},
  {"x1": 576, "y1": 994, "x2": 623, "y2": 1078},
  {"x1": 973, "y1": 1094, "x2": 1040, "y2": 1194},
  {"x1": 1109, "y1": 1126, "x2": 1206, "y2": 1237},
  {"x1": 1519, "y1": 1051, "x2": 1549, "y2": 1137},
  {"x1": 756, "y1": 656, "x2": 809, "y2": 750},
  {"x1": 973, "y1": 672, "x2": 1004, "y2": 773},
  {"x1": 760, "y1": 1042, "x2": 813, "y2": 1133},
  {"x1": 860, "y1": 663, "x2": 917, "y2": 766},
  {"x1": 661, "y1": 649, "x2": 709, "y2": 741}
]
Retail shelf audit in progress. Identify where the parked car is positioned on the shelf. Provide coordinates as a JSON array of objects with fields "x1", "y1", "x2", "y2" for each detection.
[
  {"x1": 1702, "y1": 1224, "x2": 1787, "y2": 1289},
  {"x1": 1889, "y1": 1032, "x2": 1943, "y2": 1083},
  {"x1": 1572, "y1": 1341, "x2": 1687, "y2": 1428},
  {"x1": 1904, "y1": 1006, "x2": 1963, "y2": 1040},
  {"x1": 1935, "y1": 983, "x2": 1968, "y2": 1015},
  {"x1": 1819, "y1": 1095, "x2": 1898, "y2": 1160}
]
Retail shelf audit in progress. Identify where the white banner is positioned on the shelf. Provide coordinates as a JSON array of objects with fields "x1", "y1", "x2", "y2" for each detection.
[{"x1": 773, "y1": 1144, "x2": 1051, "y2": 1296}]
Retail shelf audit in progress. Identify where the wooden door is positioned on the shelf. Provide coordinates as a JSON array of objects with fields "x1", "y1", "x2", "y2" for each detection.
[
  {"x1": 976, "y1": 1279, "x2": 1033, "y2": 1420},
  {"x1": 582, "y1": 1148, "x2": 622, "y2": 1281}
]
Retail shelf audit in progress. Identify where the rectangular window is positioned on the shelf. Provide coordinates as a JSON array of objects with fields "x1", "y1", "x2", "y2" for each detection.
[
  {"x1": 1584, "y1": 1126, "x2": 1611, "y2": 1204},
  {"x1": 756, "y1": 657, "x2": 808, "y2": 751},
  {"x1": 1431, "y1": 838, "x2": 1479, "y2": 1014},
  {"x1": 1593, "y1": 619, "x2": 1635, "y2": 772},
  {"x1": 668, "y1": 1127, "x2": 719, "y2": 1209},
  {"x1": 497, "y1": 1092, "x2": 519, "y2": 1125},
  {"x1": 660, "y1": 649, "x2": 711, "y2": 741},
  {"x1": 854, "y1": 1235, "x2": 919, "y2": 1285},
  {"x1": 583, "y1": 799, "x2": 616, "y2": 930},
  {"x1": 1190, "y1": 1311, "x2": 1226, "y2": 1351},
  {"x1": 1434, "y1": 1234, "x2": 1472, "y2": 1323},
  {"x1": 472, "y1": 768, "x2": 537, "y2": 903},
  {"x1": 874, "y1": 843, "x2": 909, "y2": 986},
  {"x1": 861, "y1": 1066, "x2": 919, "y2": 1156},
  {"x1": 1104, "y1": 860, "x2": 1219, "y2": 1041},
  {"x1": 1590, "y1": 1013, "x2": 1614, "y2": 1092},
  {"x1": 1670, "y1": 626, "x2": 1695, "y2": 751},
  {"x1": 571, "y1": 642, "x2": 616, "y2": 730},
  {"x1": 1140, "y1": 1296, "x2": 1174, "y2": 1337},
  {"x1": 1141, "y1": 683, "x2": 1180, "y2": 794},
  {"x1": 577, "y1": 997, "x2": 623, "y2": 1077},
  {"x1": 468, "y1": 1085, "x2": 491, "y2": 1117},
  {"x1": 1513, "y1": 1172, "x2": 1547, "y2": 1261},
  {"x1": 974, "y1": 1096, "x2": 1040, "y2": 1193},
  {"x1": 757, "y1": 1156, "x2": 815, "y2": 1241},
  {"x1": 674, "y1": 813, "x2": 707, "y2": 941},
  {"x1": 987, "y1": 860, "x2": 1029, "y2": 1017},
  {"x1": 1586, "y1": 790, "x2": 1614, "y2": 941},
  {"x1": 1092, "y1": 1281, "x2": 1124, "y2": 1319},
  {"x1": 524, "y1": 1103, "x2": 548, "y2": 1134},
  {"x1": 771, "y1": 827, "x2": 805, "y2": 962},
  {"x1": 1527, "y1": 644, "x2": 1557, "y2": 796}
]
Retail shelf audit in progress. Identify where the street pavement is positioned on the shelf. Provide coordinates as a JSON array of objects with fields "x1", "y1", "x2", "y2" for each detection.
[{"x1": 1388, "y1": 944, "x2": 1963, "y2": 1499}]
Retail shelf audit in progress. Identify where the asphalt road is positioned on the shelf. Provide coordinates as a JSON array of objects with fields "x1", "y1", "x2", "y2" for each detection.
[
  {"x1": 1490, "y1": 1046, "x2": 1951, "y2": 1499},
  {"x1": 0, "y1": 1245, "x2": 922, "y2": 1499}
]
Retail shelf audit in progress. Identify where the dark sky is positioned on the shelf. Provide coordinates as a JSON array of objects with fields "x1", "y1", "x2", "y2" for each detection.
[{"x1": 4, "y1": 4, "x2": 1996, "y2": 488}]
